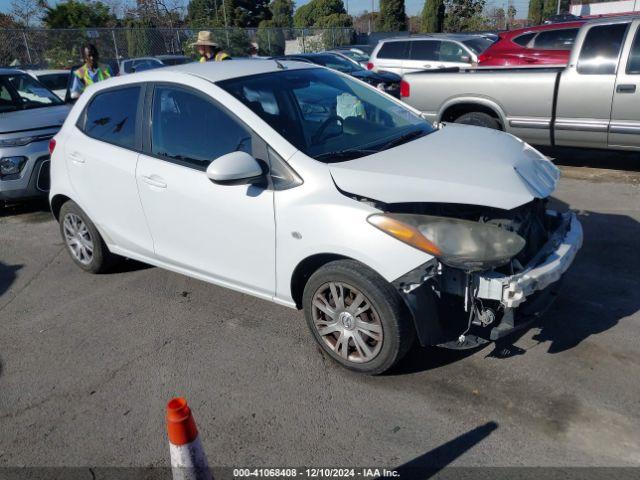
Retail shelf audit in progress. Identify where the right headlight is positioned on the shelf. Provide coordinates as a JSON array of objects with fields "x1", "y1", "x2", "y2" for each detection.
[{"x1": 368, "y1": 213, "x2": 526, "y2": 272}]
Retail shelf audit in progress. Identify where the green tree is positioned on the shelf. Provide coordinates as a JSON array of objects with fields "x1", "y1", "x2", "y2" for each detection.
[
  {"x1": 541, "y1": 0, "x2": 557, "y2": 23},
  {"x1": 421, "y1": 0, "x2": 444, "y2": 33},
  {"x1": 507, "y1": 3, "x2": 517, "y2": 27},
  {"x1": 293, "y1": 0, "x2": 347, "y2": 28},
  {"x1": 444, "y1": 0, "x2": 486, "y2": 32},
  {"x1": 528, "y1": 0, "x2": 544, "y2": 25},
  {"x1": 271, "y1": 0, "x2": 294, "y2": 27},
  {"x1": 257, "y1": 19, "x2": 285, "y2": 55},
  {"x1": 187, "y1": 0, "x2": 218, "y2": 26},
  {"x1": 376, "y1": 0, "x2": 406, "y2": 32},
  {"x1": 42, "y1": 0, "x2": 116, "y2": 28}
]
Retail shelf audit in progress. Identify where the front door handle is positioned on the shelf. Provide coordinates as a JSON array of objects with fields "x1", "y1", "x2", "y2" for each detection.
[
  {"x1": 141, "y1": 175, "x2": 167, "y2": 189},
  {"x1": 616, "y1": 84, "x2": 636, "y2": 93},
  {"x1": 423, "y1": 64, "x2": 432, "y2": 68}
]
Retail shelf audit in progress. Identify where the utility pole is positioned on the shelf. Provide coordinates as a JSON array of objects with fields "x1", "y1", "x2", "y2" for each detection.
[
  {"x1": 557, "y1": 0, "x2": 561, "y2": 15},
  {"x1": 221, "y1": 0, "x2": 229, "y2": 47},
  {"x1": 369, "y1": 0, "x2": 374, "y2": 34}
]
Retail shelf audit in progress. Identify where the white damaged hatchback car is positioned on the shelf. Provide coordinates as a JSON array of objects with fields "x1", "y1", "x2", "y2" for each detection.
[{"x1": 49, "y1": 60, "x2": 582, "y2": 374}]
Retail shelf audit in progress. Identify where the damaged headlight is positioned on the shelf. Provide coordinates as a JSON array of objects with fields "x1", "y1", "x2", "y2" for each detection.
[{"x1": 368, "y1": 213, "x2": 526, "y2": 271}]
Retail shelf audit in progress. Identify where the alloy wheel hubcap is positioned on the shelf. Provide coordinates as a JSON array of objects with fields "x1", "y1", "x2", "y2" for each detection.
[
  {"x1": 311, "y1": 282, "x2": 383, "y2": 363},
  {"x1": 62, "y1": 213, "x2": 94, "y2": 265}
]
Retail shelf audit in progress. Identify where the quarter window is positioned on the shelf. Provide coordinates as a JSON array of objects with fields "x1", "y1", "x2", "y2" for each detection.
[
  {"x1": 83, "y1": 86, "x2": 140, "y2": 149},
  {"x1": 512, "y1": 32, "x2": 536, "y2": 47},
  {"x1": 151, "y1": 86, "x2": 251, "y2": 170},
  {"x1": 577, "y1": 23, "x2": 629, "y2": 75},
  {"x1": 410, "y1": 40, "x2": 440, "y2": 61},
  {"x1": 627, "y1": 28, "x2": 640, "y2": 74},
  {"x1": 377, "y1": 41, "x2": 410, "y2": 60}
]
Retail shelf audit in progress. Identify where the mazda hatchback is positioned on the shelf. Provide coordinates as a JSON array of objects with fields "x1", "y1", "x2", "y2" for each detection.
[{"x1": 50, "y1": 60, "x2": 582, "y2": 374}]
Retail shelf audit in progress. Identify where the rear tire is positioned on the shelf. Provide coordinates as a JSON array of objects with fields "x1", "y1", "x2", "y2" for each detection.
[
  {"x1": 454, "y1": 112, "x2": 501, "y2": 130},
  {"x1": 59, "y1": 200, "x2": 119, "y2": 273},
  {"x1": 302, "y1": 260, "x2": 415, "y2": 375}
]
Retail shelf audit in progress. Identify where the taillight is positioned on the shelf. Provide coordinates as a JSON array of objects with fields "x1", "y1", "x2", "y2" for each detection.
[
  {"x1": 366, "y1": 62, "x2": 374, "y2": 70},
  {"x1": 48, "y1": 138, "x2": 56, "y2": 155},
  {"x1": 400, "y1": 80, "x2": 410, "y2": 98}
]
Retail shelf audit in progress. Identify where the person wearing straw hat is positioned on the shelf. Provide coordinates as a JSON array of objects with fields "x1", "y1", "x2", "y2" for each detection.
[
  {"x1": 70, "y1": 44, "x2": 112, "y2": 99},
  {"x1": 191, "y1": 31, "x2": 231, "y2": 63}
]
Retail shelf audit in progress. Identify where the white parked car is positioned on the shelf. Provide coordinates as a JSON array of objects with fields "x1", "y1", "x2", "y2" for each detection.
[
  {"x1": 27, "y1": 69, "x2": 71, "y2": 100},
  {"x1": 49, "y1": 60, "x2": 582, "y2": 374}
]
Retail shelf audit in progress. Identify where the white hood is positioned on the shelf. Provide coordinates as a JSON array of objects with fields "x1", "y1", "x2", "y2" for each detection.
[{"x1": 328, "y1": 124, "x2": 560, "y2": 211}]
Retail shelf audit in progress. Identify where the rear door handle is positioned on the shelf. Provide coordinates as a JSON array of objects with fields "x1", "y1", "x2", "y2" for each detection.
[
  {"x1": 423, "y1": 64, "x2": 432, "y2": 68},
  {"x1": 141, "y1": 175, "x2": 167, "y2": 189},
  {"x1": 616, "y1": 84, "x2": 636, "y2": 93},
  {"x1": 69, "y1": 151, "x2": 85, "y2": 164}
]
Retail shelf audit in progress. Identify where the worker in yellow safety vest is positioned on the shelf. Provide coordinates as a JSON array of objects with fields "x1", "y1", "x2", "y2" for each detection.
[
  {"x1": 70, "y1": 44, "x2": 112, "y2": 99},
  {"x1": 191, "y1": 31, "x2": 232, "y2": 63}
]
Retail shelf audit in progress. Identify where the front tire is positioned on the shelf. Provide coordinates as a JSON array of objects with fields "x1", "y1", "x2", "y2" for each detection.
[
  {"x1": 454, "y1": 111, "x2": 501, "y2": 130},
  {"x1": 59, "y1": 200, "x2": 118, "y2": 273},
  {"x1": 303, "y1": 260, "x2": 415, "y2": 375}
]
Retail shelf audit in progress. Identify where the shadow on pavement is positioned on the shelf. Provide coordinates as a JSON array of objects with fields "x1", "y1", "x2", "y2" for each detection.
[
  {"x1": 394, "y1": 421, "x2": 498, "y2": 478},
  {"x1": 0, "y1": 261, "x2": 22, "y2": 300},
  {"x1": 0, "y1": 199, "x2": 50, "y2": 218},
  {"x1": 539, "y1": 146, "x2": 640, "y2": 172}
]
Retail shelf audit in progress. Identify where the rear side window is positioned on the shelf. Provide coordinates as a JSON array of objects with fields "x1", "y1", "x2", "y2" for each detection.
[
  {"x1": 83, "y1": 86, "x2": 140, "y2": 149},
  {"x1": 377, "y1": 41, "x2": 410, "y2": 60},
  {"x1": 38, "y1": 73, "x2": 68, "y2": 91},
  {"x1": 410, "y1": 40, "x2": 440, "y2": 61},
  {"x1": 578, "y1": 23, "x2": 629, "y2": 75},
  {"x1": 532, "y1": 28, "x2": 579, "y2": 50},
  {"x1": 439, "y1": 41, "x2": 468, "y2": 62},
  {"x1": 151, "y1": 86, "x2": 251, "y2": 170},
  {"x1": 513, "y1": 32, "x2": 536, "y2": 47},
  {"x1": 627, "y1": 28, "x2": 640, "y2": 74}
]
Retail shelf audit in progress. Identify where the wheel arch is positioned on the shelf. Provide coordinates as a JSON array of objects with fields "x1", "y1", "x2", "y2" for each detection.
[
  {"x1": 290, "y1": 253, "x2": 355, "y2": 309},
  {"x1": 50, "y1": 194, "x2": 72, "y2": 220},
  {"x1": 439, "y1": 98, "x2": 506, "y2": 130}
]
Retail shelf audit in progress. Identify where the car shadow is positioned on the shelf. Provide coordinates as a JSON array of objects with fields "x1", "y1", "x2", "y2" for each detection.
[
  {"x1": 393, "y1": 421, "x2": 498, "y2": 478},
  {"x1": 538, "y1": 146, "x2": 640, "y2": 172},
  {"x1": 0, "y1": 199, "x2": 50, "y2": 218},
  {"x1": 0, "y1": 261, "x2": 22, "y2": 300}
]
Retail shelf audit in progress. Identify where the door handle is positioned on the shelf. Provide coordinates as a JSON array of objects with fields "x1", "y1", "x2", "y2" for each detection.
[
  {"x1": 69, "y1": 151, "x2": 85, "y2": 164},
  {"x1": 616, "y1": 84, "x2": 636, "y2": 93},
  {"x1": 141, "y1": 175, "x2": 167, "y2": 189},
  {"x1": 423, "y1": 64, "x2": 432, "y2": 68}
]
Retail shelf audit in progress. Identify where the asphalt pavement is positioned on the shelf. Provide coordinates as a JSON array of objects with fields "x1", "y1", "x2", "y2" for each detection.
[{"x1": 1, "y1": 151, "x2": 639, "y2": 472}]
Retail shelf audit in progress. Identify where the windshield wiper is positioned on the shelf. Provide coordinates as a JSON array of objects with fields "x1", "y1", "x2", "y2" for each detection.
[
  {"x1": 314, "y1": 148, "x2": 377, "y2": 162},
  {"x1": 377, "y1": 129, "x2": 428, "y2": 151}
]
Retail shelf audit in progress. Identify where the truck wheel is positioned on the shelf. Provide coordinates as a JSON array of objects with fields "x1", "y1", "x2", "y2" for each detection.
[
  {"x1": 59, "y1": 200, "x2": 119, "y2": 273},
  {"x1": 302, "y1": 260, "x2": 415, "y2": 375},
  {"x1": 454, "y1": 112, "x2": 501, "y2": 130}
]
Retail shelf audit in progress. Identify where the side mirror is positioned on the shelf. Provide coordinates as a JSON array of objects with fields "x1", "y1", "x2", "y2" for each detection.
[
  {"x1": 460, "y1": 55, "x2": 471, "y2": 63},
  {"x1": 206, "y1": 151, "x2": 263, "y2": 185}
]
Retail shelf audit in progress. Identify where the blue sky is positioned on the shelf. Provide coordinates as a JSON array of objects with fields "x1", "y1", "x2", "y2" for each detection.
[{"x1": 0, "y1": 0, "x2": 529, "y2": 19}]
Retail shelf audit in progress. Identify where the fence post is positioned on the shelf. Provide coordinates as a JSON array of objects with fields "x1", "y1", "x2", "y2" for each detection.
[
  {"x1": 22, "y1": 30, "x2": 32, "y2": 64},
  {"x1": 301, "y1": 29, "x2": 306, "y2": 53},
  {"x1": 267, "y1": 28, "x2": 271, "y2": 55},
  {"x1": 111, "y1": 29, "x2": 120, "y2": 61}
]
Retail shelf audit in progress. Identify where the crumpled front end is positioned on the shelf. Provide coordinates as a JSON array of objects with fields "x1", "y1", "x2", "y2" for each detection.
[{"x1": 391, "y1": 201, "x2": 583, "y2": 347}]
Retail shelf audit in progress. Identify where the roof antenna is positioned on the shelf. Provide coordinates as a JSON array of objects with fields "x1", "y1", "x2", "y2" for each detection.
[{"x1": 273, "y1": 58, "x2": 287, "y2": 70}]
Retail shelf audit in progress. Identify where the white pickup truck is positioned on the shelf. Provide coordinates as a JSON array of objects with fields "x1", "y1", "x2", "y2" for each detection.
[{"x1": 400, "y1": 15, "x2": 640, "y2": 151}]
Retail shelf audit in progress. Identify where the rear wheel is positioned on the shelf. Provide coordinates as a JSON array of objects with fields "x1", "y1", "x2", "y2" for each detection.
[
  {"x1": 454, "y1": 111, "x2": 501, "y2": 130},
  {"x1": 59, "y1": 200, "x2": 119, "y2": 273},
  {"x1": 303, "y1": 260, "x2": 415, "y2": 375}
]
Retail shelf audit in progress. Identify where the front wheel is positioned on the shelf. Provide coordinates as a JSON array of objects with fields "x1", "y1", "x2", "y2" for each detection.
[
  {"x1": 454, "y1": 111, "x2": 501, "y2": 130},
  {"x1": 302, "y1": 260, "x2": 415, "y2": 375}
]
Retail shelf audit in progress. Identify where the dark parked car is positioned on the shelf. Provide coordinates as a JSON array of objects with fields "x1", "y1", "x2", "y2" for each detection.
[{"x1": 272, "y1": 52, "x2": 401, "y2": 97}]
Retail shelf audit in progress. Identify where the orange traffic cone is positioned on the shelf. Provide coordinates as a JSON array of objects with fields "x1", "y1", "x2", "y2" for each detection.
[{"x1": 166, "y1": 397, "x2": 212, "y2": 480}]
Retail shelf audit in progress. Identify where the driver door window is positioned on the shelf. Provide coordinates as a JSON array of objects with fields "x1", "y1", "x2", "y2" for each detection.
[{"x1": 151, "y1": 86, "x2": 251, "y2": 170}]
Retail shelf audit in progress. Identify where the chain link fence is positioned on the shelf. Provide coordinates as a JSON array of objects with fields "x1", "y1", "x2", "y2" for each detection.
[{"x1": 0, "y1": 27, "x2": 355, "y2": 69}]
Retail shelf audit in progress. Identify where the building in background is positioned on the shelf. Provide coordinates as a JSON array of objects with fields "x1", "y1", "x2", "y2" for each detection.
[{"x1": 570, "y1": 0, "x2": 640, "y2": 17}]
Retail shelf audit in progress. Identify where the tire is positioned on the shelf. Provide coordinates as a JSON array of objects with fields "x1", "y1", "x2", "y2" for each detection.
[
  {"x1": 303, "y1": 260, "x2": 415, "y2": 375},
  {"x1": 454, "y1": 112, "x2": 501, "y2": 130},
  {"x1": 58, "y1": 200, "x2": 119, "y2": 273}
]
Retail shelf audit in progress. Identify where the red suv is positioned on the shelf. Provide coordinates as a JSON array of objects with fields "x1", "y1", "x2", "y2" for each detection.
[{"x1": 478, "y1": 21, "x2": 586, "y2": 67}]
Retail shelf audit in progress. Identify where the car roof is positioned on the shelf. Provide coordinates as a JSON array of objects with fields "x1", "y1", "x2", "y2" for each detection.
[
  {"x1": 90, "y1": 58, "x2": 319, "y2": 89},
  {"x1": 380, "y1": 34, "x2": 484, "y2": 43},
  {"x1": 27, "y1": 69, "x2": 69, "y2": 75},
  {"x1": 500, "y1": 20, "x2": 586, "y2": 39},
  {"x1": 0, "y1": 68, "x2": 27, "y2": 75}
]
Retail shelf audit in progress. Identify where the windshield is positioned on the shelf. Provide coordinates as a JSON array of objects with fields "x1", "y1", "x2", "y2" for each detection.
[
  {"x1": 0, "y1": 74, "x2": 64, "y2": 113},
  {"x1": 218, "y1": 68, "x2": 434, "y2": 162},
  {"x1": 37, "y1": 73, "x2": 69, "y2": 92},
  {"x1": 309, "y1": 54, "x2": 363, "y2": 73},
  {"x1": 462, "y1": 37, "x2": 495, "y2": 54}
]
